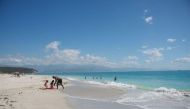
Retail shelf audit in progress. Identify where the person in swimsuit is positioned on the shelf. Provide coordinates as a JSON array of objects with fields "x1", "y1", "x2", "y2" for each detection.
[
  {"x1": 44, "y1": 80, "x2": 48, "y2": 88},
  {"x1": 50, "y1": 80, "x2": 54, "y2": 89},
  {"x1": 52, "y1": 76, "x2": 64, "y2": 89}
]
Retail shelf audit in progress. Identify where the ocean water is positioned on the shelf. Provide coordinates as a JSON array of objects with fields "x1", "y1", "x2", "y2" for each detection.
[
  {"x1": 43, "y1": 70, "x2": 190, "y2": 91},
  {"x1": 40, "y1": 71, "x2": 190, "y2": 109}
]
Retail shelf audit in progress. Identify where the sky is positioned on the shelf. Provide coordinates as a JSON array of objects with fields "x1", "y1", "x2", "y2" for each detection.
[{"x1": 0, "y1": 0, "x2": 190, "y2": 71}]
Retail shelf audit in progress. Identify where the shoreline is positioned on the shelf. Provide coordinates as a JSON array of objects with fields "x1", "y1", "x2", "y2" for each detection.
[
  {"x1": 61, "y1": 76, "x2": 190, "y2": 96},
  {"x1": 1, "y1": 74, "x2": 190, "y2": 109},
  {"x1": 49, "y1": 71, "x2": 190, "y2": 92},
  {"x1": 63, "y1": 76, "x2": 190, "y2": 109}
]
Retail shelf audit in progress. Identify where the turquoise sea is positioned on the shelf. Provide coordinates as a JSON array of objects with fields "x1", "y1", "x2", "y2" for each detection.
[
  {"x1": 40, "y1": 70, "x2": 190, "y2": 91},
  {"x1": 39, "y1": 70, "x2": 190, "y2": 109}
]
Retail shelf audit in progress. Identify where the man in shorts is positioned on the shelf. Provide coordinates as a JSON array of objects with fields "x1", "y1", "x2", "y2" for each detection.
[{"x1": 52, "y1": 76, "x2": 64, "y2": 89}]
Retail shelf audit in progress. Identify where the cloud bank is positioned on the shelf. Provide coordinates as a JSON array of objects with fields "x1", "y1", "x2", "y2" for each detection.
[{"x1": 0, "y1": 41, "x2": 189, "y2": 71}]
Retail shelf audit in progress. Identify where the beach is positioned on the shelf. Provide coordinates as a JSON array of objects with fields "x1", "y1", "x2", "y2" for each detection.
[
  {"x1": 1, "y1": 73, "x2": 190, "y2": 109},
  {"x1": 64, "y1": 77, "x2": 190, "y2": 109},
  {"x1": 0, "y1": 74, "x2": 71, "y2": 109},
  {"x1": 1, "y1": 0, "x2": 190, "y2": 109}
]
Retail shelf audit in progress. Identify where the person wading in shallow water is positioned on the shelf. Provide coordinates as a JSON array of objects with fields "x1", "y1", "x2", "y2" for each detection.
[
  {"x1": 52, "y1": 76, "x2": 64, "y2": 89},
  {"x1": 114, "y1": 76, "x2": 117, "y2": 82}
]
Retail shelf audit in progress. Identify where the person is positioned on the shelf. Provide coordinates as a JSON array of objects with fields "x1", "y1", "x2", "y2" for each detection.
[
  {"x1": 14, "y1": 72, "x2": 20, "y2": 77},
  {"x1": 50, "y1": 80, "x2": 54, "y2": 89},
  {"x1": 44, "y1": 80, "x2": 48, "y2": 88},
  {"x1": 100, "y1": 76, "x2": 102, "y2": 80},
  {"x1": 114, "y1": 76, "x2": 117, "y2": 82},
  {"x1": 52, "y1": 76, "x2": 64, "y2": 89}
]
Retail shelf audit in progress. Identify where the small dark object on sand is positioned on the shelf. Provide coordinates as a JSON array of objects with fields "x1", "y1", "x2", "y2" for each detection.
[
  {"x1": 4, "y1": 97, "x2": 8, "y2": 100},
  {"x1": 184, "y1": 94, "x2": 190, "y2": 97}
]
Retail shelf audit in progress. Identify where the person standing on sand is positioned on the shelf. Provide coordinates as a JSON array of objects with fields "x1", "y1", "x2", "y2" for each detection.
[{"x1": 52, "y1": 76, "x2": 64, "y2": 89}]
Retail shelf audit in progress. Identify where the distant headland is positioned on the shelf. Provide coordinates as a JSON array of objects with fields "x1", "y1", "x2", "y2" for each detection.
[{"x1": 0, "y1": 67, "x2": 38, "y2": 74}]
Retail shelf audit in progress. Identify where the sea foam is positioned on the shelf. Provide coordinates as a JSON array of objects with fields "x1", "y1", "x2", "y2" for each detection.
[
  {"x1": 86, "y1": 81, "x2": 137, "y2": 89},
  {"x1": 106, "y1": 81, "x2": 136, "y2": 89},
  {"x1": 116, "y1": 87, "x2": 189, "y2": 104},
  {"x1": 154, "y1": 87, "x2": 190, "y2": 97},
  {"x1": 116, "y1": 92, "x2": 162, "y2": 103}
]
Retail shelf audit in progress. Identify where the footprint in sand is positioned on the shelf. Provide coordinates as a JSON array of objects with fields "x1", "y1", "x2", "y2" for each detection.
[
  {"x1": 0, "y1": 104, "x2": 5, "y2": 106},
  {"x1": 10, "y1": 101, "x2": 16, "y2": 103}
]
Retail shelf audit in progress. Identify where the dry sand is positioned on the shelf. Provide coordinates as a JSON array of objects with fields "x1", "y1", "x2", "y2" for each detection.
[{"x1": 0, "y1": 74, "x2": 72, "y2": 109}]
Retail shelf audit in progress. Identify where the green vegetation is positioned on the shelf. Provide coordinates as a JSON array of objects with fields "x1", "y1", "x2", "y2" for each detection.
[{"x1": 0, "y1": 67, "x2": 37, "y2": 74}]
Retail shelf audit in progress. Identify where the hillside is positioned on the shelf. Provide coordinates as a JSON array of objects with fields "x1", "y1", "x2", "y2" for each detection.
[{"x1": 0, "y1": 67, "x2": 38, "y2": 74}]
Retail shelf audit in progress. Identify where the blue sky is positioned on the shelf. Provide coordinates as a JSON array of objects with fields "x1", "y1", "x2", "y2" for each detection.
[{"x1": 0, "y1": 0, "x2": 190, "y2": 71}]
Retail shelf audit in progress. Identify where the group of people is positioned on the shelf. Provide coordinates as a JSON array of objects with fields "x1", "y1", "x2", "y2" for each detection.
[
  {"x1": 13, "y1": 72, "x2": 24, "y2": 77},
  {"x1": 44, "y1": 76, "x2": 64, "y2": 89},
  {"x1": 84, "y1": 76, "x2": 117, "y2": 81}
]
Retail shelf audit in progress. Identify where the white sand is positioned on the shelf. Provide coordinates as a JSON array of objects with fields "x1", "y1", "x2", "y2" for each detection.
[{"x1": 0, "y1": 74, "x2": 72, "y2": 109}]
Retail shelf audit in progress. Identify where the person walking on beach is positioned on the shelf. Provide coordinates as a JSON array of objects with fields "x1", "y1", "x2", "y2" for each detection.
[{"x1": 52, "y1": 76, "x2": 64, "y2": 89}]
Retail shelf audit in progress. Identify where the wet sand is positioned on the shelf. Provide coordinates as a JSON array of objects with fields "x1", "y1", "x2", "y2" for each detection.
[
  {"x1": 64, "y1": 78, "x2": 190, "y2": 109},
  {"x1": 64, "y1": 79, "x2": 144, "y2": 109}
]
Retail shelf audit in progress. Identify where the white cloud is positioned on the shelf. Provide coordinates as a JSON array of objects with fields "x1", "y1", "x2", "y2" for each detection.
[
  {"x1": 142, "y1": 48, "x2": 164, "y2": 63},
  {"x1": 3, "y1": 40, "x2": 189, "y2": 70},
  {"x1": 81, "y1": 54, "x2": 108, "y2": 65},
  {"x1": 145, "y1": 16, "x2": 153, "y2": 24},
  {"x1": 127, "y1": 56, "x2": 138, "y2": 60},
  {"x1": 10, "y1": 58, "x2": 22, "y2": 63},
  {"x1": 167, "y1": 38, "x2": 176, "y2": 43},
  {"x1": 0, "y1": 41, "x2": 116, "y2": 67},
  {"x1": 31, "y1": 41, "x2": 116, "y2": 67},
  {"x1": 46, "y1": 41, "x2": 60, "y2": 51},
  {"x1": 63, "y1": 49, "x2": 81, "y2": 60},
  {"x1": 173, "y1": 56, "x2": 190, "y2": 63},
  {"x1": 0, "y1": 55, "x2": 44, "y2": 66},
  {"x1": 171, "y1": 56, "x2": 190, "y2": 70},
  {"x1": 166, "y1": 46, "x2": 175, "y2": 50},
  {"x1": 143, "y1": 9, "x2": 153, "y2": 24},
  {"x1": 144, "y1": 9, "x2": 148, "y2": 13},
  {"x1": 45, "y1": 41, "x2": 81, "y2": 64},
  {"x1": 142, "y1": 48, "x2": 163, "y2": 58},
  {"x1": 0, "y1": 56, "x2": 20, "y2": 64},
  {"x1": 121, "y1": 56, "x2": 139, "y2": 68},
  {"x1": 0, "y1": 41, "x2": 141, "y2": 69}
]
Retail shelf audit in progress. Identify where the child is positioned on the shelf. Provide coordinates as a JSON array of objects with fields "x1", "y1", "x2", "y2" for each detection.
[
  {"x1": 44, "y1": 80, "x2": 48, "y2": 88},
  {"x1": 50, "y1": 80, "x2": 54, "y2": 89}
]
